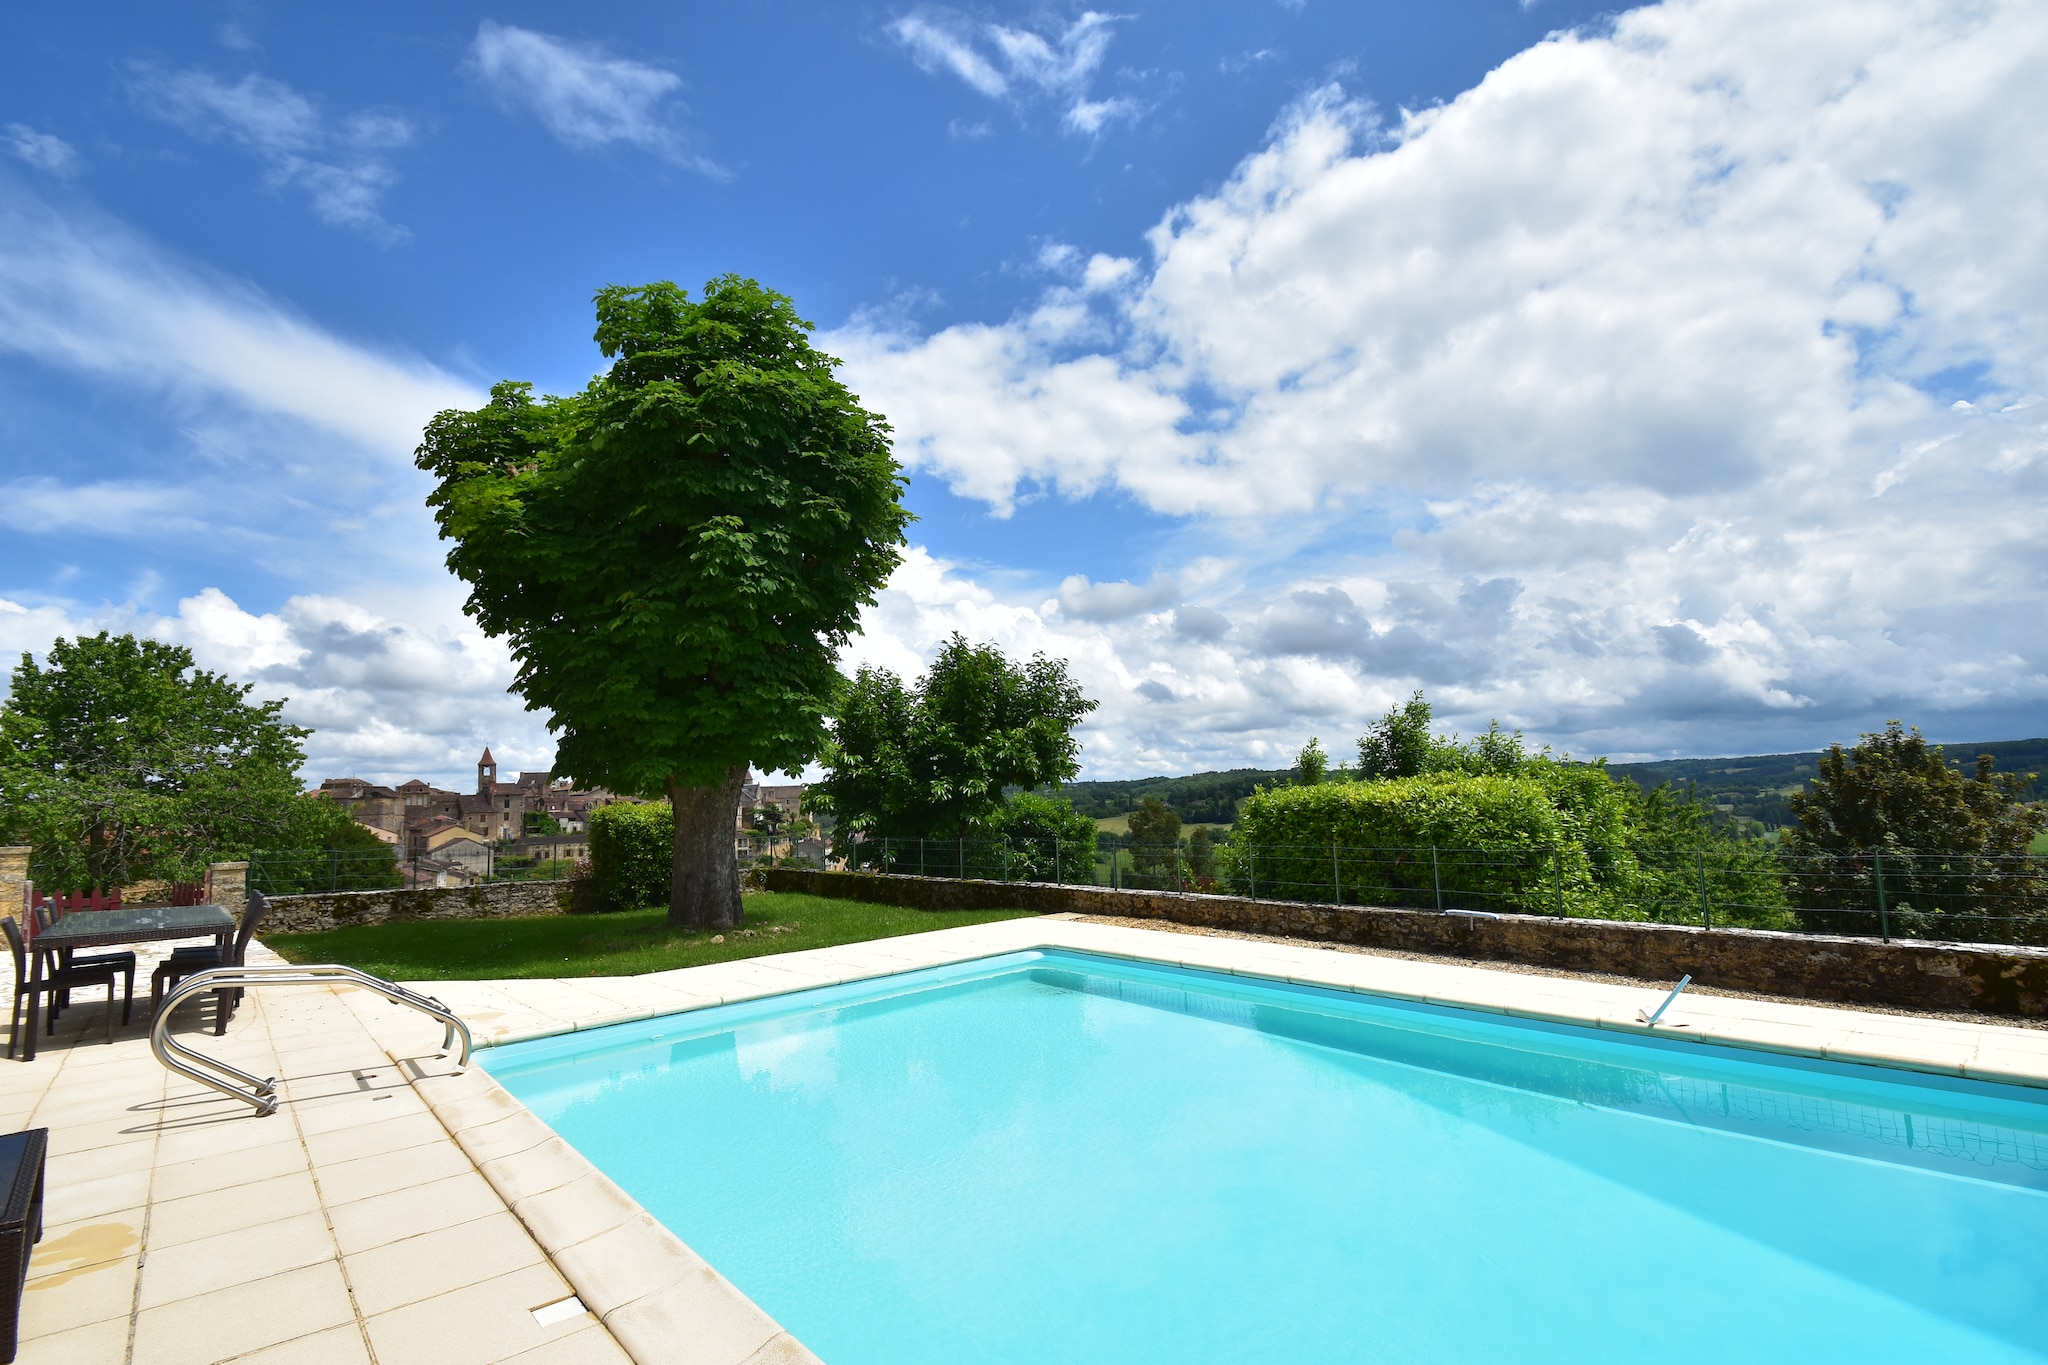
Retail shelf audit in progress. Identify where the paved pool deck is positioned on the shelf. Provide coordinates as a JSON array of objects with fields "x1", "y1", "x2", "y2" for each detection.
[{"x1": 12, "y1": 912, "x2": 2048, "y2": 1363}]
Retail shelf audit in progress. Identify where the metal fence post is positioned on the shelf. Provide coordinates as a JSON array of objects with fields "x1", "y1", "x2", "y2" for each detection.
[
  {"x1": 1176, "y1": 845, "x2": 1184, "y2": 894},
  {"x1": 957, "y1": 837, "x2": 964, "y2": 879},
  {"x1": 1248, "y1": 847, "x2": 1256, "y2": 898},
  {"x1": 1697, "y1": 849, "x2": 1712, "y2": 930},
  {"x1": 1874, "y1": 848, "x2": 1891, "y2": 943},
  {"x1": 1551, "y1": 847, "x2": 1564, "y2": 918},
  {"x1": 1431, "y1": 845, "x2": 1443, "y2": 913},
  {"x1": 1053, "y1": 836, "x2": 1061, "y2": 885},
  {"x1": 1332, "y1": 842, "x2": 1341, "y2": 904}
]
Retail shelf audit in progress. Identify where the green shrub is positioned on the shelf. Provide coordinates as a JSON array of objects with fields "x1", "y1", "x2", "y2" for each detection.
[
  {"x1": 587, "y1": 801, "x2": 672, "y2": 910},
  {"x1": 984, "y1": 792, "x2": 1098, "y2": 882},
  {"x1": 1225, "y1": 769, "x2": 1797, "y2": 927},
  {"x1": 1227, "y1": 775, "x2": 1583, "y2": 915}
]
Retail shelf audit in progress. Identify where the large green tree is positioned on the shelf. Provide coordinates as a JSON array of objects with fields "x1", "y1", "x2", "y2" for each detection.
[
  {"x1": 416, "y1": 277, "x2": 910, "y2": 928},
  {"x1": 0, "y1": 633, "x2": 312, "y2": 889},
  {"x1": 811, "y1": 634, "x2": 1096, "y2": 844},
  {"x1": 1788, "y1": 721, "x2": 2045, "y2": 855}
]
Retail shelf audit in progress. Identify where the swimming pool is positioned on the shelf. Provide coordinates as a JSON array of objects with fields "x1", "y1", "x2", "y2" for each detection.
[{"x1": 483, "y1": 949, "x2": 2048, "y2": 1363}]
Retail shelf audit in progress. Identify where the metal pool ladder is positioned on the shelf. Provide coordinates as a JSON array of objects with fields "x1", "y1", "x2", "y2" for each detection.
[{"x1": 149, "y1": 963, "x2": 473, "y2": 1118}]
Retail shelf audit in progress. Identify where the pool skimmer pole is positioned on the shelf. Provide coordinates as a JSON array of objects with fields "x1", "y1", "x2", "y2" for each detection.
[{"x1": 1638, "y1": 974, "x2": 1693, "y2": 1028}]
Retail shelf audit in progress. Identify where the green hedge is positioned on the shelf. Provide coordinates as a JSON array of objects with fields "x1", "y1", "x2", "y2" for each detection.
[
  {"x1": 588, "y1": 801, "x2": 672, "y2": 910},
  {"x1": 1225, "y1": 773, "x2": 1795, "y2": 926},
  {"x1": 1226, "y1": 775, "x2": 1583, "y2": 915}
]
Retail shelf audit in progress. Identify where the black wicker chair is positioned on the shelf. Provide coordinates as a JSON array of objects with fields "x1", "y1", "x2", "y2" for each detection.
[
  {"x1": 3, "y1": 919, "x2": 126, "y2": 1053},
  {"x1": 151, "y1": 891, "x2": 268, "y2": 1035},
  {"x1": 29, "y1": 903, "x2": 135, "y2": 1023}
]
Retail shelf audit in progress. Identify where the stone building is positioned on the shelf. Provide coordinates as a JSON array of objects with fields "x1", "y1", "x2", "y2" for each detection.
[{"x1": 317, "y1": 749, "x2": 618, "y2": 859}]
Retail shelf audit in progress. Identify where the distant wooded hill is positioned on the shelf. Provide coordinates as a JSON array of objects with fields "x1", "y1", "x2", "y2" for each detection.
[
  {"x1": 1060, "y1": 768, "x2": 1291, "y2": 825},
  {"x1": 1060, "y1": 738, "x2": 2048, "y2": 832},
  {"x1": 1606, "y1": 738, "x2": 2048, "y2": 832}
]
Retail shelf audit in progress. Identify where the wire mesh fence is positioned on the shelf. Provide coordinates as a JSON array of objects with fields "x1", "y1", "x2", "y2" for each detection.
[{"x1": 847, "y1": 836, "x2": 2048, "y2": 948}]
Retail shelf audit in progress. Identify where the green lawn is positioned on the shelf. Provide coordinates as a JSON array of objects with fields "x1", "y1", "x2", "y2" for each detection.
[{"x1": 263, "y1": 892, "x2": 1037, "y2": 981}]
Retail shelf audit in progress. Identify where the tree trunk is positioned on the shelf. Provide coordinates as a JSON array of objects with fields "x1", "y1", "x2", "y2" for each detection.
[{"x1": 666, "y1": 766, "x2": 747, "y2": 931}]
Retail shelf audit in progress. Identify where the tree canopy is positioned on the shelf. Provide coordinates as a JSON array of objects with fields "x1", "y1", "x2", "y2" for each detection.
[
  {"x1": 811, "y1": 634, "x2": 1096, "y2": 842},
  {"x1": 0, "y1": 633, "x2": 313, "y2": 889},
  {"x1": 1787, "y1": 721, "x2": 2046, "y2": 855},
  {"x1": 416, "y1": 277, "x2": 911, "y2": 926},
  {"x1": 1125, "y1": 795, "x2": 1182, "y2": 879},
  {"x1": 1356, "y1": 691, "x2": 1532, "y2": 780}
]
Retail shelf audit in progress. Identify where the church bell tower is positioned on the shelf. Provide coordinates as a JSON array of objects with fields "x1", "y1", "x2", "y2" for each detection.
[{"x1": 477, "y1": 747, "x2": 497, "y2": 794}]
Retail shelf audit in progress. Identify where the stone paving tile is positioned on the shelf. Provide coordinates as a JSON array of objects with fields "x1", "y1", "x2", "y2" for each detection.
[
  {"x1": 225, "y1": 1324, "x2": 375, "y2": 1365},
  {"x1": 20, "y1": 1250, "x2": 138, "y2": 1340},
  {"x1": 130, "y1": 1259, "x2": 357, "y2": 1365},
  {"x1": 326, "y1": 1169, "x2": 508, "y2": 1257},
  {"x1": 150, "y1": 1135, "x2": 310, "y2": 1202},
  {"x1": 311, "y1": 1132, "x2": 476, "y2": 1205},
  {"x1": 147, "y1": 1168, "x2": 324, "y2": 1248},
  {"x1": 363, "y1": 1261, "x2": 581, "y2": 1365},
  {"x1": 298, "y1": 1109, "x2": 448, "y2": 1166},
  {"x1": 17, "y1": 1314, "x2": 130, "y2": 1362},
  {"x1": 343, "y1": 1210, "x2": 550, "y2": 1316},
  {"x1": 497, "y1": 1321, "x2": 634, "y2": 1365},
  {"x1": 134, "y1": 1212, "x2": 337, "y2": 1310}
]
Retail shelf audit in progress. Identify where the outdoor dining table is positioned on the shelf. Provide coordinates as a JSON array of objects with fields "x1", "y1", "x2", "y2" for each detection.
[{"x1": 20, "y1": 904, "x2": 236, "y2": 1062}]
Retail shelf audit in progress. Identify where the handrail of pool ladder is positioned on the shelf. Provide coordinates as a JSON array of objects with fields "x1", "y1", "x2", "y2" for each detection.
[{"x1": 150, "y1": 963, "x2": 472, "y2": 1118}]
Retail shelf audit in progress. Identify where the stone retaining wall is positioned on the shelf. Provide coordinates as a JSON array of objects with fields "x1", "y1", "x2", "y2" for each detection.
[
  {"x1": 262, "y1": 879, "x2": 577, "y2": 934},
  {"x1": 762, "y1": 868, "x2": 2048, "y2": 1017}
]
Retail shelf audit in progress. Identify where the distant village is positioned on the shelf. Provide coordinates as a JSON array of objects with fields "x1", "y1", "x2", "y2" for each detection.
[{"x1": 316, "y1": 748, "x2": 818, "y2": 887}]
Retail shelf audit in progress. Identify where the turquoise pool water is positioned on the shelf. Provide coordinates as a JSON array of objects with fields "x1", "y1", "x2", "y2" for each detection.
[{"x1": 482, "y1": 950, "x2": 2048, "y2": 1363}]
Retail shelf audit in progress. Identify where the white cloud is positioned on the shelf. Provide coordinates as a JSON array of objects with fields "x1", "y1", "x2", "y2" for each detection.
[
  {"x1": 468, "y1": 21, "x2": 723, "y2": 175},
  {"x1": 888, "y1": 9, "x2": 1144, "y2": 135},
  {"x1": 5, "y1": 125, "x2": 78, "y2": 177},
  {"x1": 1058, "y1": 573, "x2": 1179, "y2": 621},
  {"x1": 0, "y1": 588, "x2": 550, "y2": 788},
  {"x1": 0, "y1": 187, "x2": 522, "y2": 785},
  {"x1": 832, "y1": 0, "x2": 2048, "y2": 766},
  {"x1": 0, "y1": 188, "x2": 476, "y2": 457},
  {"x1": 132, "y1": 68, "x2": 412, "y2": 242}
]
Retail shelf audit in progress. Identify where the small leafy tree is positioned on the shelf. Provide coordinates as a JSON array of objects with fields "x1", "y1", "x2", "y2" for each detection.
[
  {"x1": 1356, "y1": 692, "x2": 1455, "y2": 779},
  {"x1": 1295, "y1": 737, "x2": 1329, "y2": 786},
  {"x1": 417, "y1": 278, "x2": 910, "y2": 928},
  {"x1": 0, "y1": 633, "x2": 312, "y2": 889},
  {"x1": 1357, "y1": 692, "x2": 1533, "y2": 779},
  {"x1": 1187, "y1": 825, "x2": 1215, "y2": 884},
  {"x1": 812, "y1": 634, "x2": 1096, "y2": 843},
  {"x1": 1125, "y1": 796, "x2": 1182, "y2": 884}
]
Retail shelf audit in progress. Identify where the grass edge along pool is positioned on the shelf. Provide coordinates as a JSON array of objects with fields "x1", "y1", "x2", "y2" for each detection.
[{"x1": 482, "y1": 950, "x2": 2048, "y2": 1365}]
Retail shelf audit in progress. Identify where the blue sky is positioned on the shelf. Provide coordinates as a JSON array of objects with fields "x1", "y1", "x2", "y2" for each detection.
[{"x1": 2, "y1": 0, "x2": 2045, "y2": 787}]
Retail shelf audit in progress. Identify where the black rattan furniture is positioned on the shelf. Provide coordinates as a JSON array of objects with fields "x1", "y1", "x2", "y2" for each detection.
[
  {"x1": 29, "y1": 903, "x2": 136, "y2": 1024},
  {"x1": 3, "y1": 920, "x2": 127, "y2": 1054},
  {"x1": 0, "y1": 1127, "x2": 45, "y2": 1364},
  {"x1": 152, "y1": 892, "x2": 269, "y2": 1035},
  {"x1": 14, "y1": 904, "x2": 233, "y2": 1061}
]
